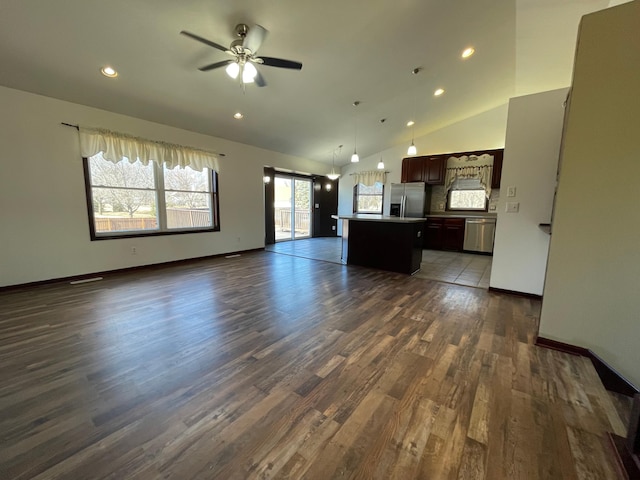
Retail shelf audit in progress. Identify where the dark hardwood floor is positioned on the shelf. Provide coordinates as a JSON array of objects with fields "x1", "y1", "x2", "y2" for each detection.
[{"x1": 0, "y1": 251, "x2": 626, "y2": 479}]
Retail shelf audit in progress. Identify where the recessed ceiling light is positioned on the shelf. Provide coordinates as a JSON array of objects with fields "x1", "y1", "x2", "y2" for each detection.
[
  {"x1": 462, "y1": 47, "x2": 475, "y2": 59},
  {"x1": 407, "y1": 120, "x2": 415, "y2": 127},
  {"x1": 434, "y1": 88, "x2": 445, "y2": 97},
  {"x1": 233, "y1": 112, "x2": 243, "y2": 120},
  {"x1": 100, "y1": 66, "x2": 118, "y2": 78}
]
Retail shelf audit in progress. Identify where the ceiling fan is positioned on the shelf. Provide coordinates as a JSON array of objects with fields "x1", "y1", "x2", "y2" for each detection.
[{"x1": 180, "y1": 23, "x2": 303, "y2": 87}]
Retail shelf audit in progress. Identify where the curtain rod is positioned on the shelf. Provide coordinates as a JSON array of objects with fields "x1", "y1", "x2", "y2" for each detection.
[
  {"x1": 349, "y1": 171, "x2": 390, "y2": 175},
  {"x1": 61, "y1": 122, "x2": 79, "y2": 130}
]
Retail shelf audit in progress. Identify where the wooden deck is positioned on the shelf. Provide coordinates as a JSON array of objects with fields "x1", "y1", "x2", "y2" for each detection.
[{"x1": 0, "y1": 251, "x2": 626, "y2": 479}]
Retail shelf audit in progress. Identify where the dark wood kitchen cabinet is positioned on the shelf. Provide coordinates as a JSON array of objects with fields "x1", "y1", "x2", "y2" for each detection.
[
  {"x1": 424, "y1": 217, "x2": 465, "y2": 251},
  {"x1": 423, "y1": 156, "x2": 445, "y2": 185},
  {"x1": 491, "y1": 150, "x2": 504, "y2": 189},
  {"x1": 402, "y1": 149, "x2": 504, "y2": 188},
  {"x1": 401, "y1": 156, "x2": 445, "y2": 185},
  {"x1": 424, "y1": 217, "x2": 444, "y2": 250},
  {"x1": 442, "y1": 218, "x2": 465, "y2": 251},
  {"x1": 401, "y1": 157, "x2": 424, "y2": 183}
]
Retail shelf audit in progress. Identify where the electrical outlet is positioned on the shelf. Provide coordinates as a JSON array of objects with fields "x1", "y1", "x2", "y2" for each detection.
[
  {"x1": 507, "y1": 186, "x2": 516, "y2": 197},
  {"x1": 131, "y1": 246, "x2": 137, "y2": 255},
  {"x1": 506, "y1": 202, "x2": 519, "y2": 213}
]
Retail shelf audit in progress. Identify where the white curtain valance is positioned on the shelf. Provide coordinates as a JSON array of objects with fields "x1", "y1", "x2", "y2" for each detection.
[
  {"x1": 79, "y1": 127, "x2": 219, "y2": 172},
  {"x1": 353, "y1": 170, "x2": 387, "y2": 187},
  {"x1": 444, "y1": 154, "x2": 494, "y2": 197}
]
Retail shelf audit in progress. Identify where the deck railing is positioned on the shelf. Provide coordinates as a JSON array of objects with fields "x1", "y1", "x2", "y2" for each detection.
[
  {"x1": 94, "y1": 208, "x2": 211, "y2": 232},
  {"x1": 275, "y1": 208, "x2": 310, "y2": 234}
]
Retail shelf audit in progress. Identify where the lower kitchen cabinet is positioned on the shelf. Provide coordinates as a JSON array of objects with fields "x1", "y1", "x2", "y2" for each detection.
[
  {"x1": 424, "y1": 217, "x2": 465, "y2": 252},
  {"x1": 442, "y1": 218, "x2": 465, "y2": 251},
  {"x1": 424, "y1": 218, "x2": 444, "y2": 250}
]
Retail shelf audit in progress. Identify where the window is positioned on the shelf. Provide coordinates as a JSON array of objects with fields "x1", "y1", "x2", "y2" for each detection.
[
  {"x1": 84, "y1": 152, "x2": 219, "y2": 239},
  {"x1": 447, "y1": 178, "x2": 487, "y2": 211},
  {"x1": 353, "y1": 182, "x2": 384, "y2": 214}
]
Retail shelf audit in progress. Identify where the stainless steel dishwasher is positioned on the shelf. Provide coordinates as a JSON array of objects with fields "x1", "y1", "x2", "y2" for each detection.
[{"x1": 463, "y1": 218, "x2": 496, "y2": 253}]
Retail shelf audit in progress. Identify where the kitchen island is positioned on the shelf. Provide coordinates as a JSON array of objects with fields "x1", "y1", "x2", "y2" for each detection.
[{"x1": 333, "y1": 214, "x2": 425, "y2": 274}]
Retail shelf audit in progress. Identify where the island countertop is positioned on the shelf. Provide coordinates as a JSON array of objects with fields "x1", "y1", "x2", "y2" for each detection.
[{"x1": 332, "y1": 214, "x2": 426, "y2": 224}]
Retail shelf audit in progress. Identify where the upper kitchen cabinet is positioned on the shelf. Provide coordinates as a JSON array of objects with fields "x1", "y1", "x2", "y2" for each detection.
[
  {"x1": 401, "y1": 157, "x2": 424, "y2": 183},
  {"x1": 401, "y1": 149, "x2": 503, "y2": 186},
  {"x1": 491, "y1": 150, "x2": 504, "y2": 189},
  {"x1": 423, "y1": 157, "x2": 445, "y2": 185},
  {"x1": 401, "y1": 156, "x2": 445, "y2": 185}
]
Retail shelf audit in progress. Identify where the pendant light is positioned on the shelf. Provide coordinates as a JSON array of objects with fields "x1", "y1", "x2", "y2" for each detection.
[
  {"x1": 351, "y1": 101, "x2": 360, "y2": 162},
  {"x1": 327, "y1": 145, "x2": 341, "y2": 180},
  {"x1": 407, "y1": 67, "x2": 421, "y2": 156},
  {"x1": 377, "y1": 155, "x2": 385, "y2": 170}
]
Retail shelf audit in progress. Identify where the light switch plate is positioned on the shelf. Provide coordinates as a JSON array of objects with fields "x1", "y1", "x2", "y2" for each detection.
[
  {"x1": 506, "y1": 202, "x2": 519, "y2": 213},
  {"x1": 507, "y1": 186, "x2": 516, "y2": 197}
]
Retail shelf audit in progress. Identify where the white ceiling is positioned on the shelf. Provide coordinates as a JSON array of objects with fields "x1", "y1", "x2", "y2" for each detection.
[{"x1": 0, "y1": 0, "x2": 614, "y2": 165}]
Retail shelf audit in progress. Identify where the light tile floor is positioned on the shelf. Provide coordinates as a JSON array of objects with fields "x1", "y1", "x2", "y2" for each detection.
[
  {"x1": 265, "y1": 238, "x2": 492, "y2": 289},
  {"x1": 414, "y1": 249, "x2": 492, "y2": 288},
  {"x1": 265, "y1": 237, "x2": 343, "y2": 265}
]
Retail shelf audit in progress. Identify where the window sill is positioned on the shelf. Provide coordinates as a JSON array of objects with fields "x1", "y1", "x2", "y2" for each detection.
[{"x1": 91, "y1": 227, "x2": 219, "y2": 241}]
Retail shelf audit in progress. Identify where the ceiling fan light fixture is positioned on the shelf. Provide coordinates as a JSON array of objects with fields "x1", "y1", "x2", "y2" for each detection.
[
  {"x1": 226, "y1": 62, "x2": 240, "y2": 79},
  {"x1": 243, "y1": 62, "x2": 258, "y2": 83}
]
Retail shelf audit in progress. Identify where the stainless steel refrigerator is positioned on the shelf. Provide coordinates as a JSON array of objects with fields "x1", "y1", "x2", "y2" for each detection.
[{"x1": 389, "y1": 182, "x2": 430, "y2": 218}]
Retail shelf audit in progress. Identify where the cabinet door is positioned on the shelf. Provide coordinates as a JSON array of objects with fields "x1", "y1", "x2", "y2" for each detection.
[
  {"x1": 442, "y1": 218, "x2": 465, "y2": 251},
  {"x1": 424, "y1": 218, "x2": 444, "y2": 249},
  {"x1": 401, "y1": 157, "x2": 425, "y2": 183},
  {"x1": 424, "y1": 157, "x2": 445, "y2": 185},
  {"x1": 491, "y1": 152, "x2": 503, "y2": 189}
]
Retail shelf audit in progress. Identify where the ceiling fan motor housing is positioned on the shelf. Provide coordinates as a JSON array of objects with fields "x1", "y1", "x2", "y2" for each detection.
[{"x1": 234, "y1": 24, "x2": 249, "y2": 38}]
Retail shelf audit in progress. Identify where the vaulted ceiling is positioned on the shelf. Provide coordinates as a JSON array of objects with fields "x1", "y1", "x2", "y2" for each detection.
[{"x1": 0, "y1": 0, "x2": 617, "y2": 164}]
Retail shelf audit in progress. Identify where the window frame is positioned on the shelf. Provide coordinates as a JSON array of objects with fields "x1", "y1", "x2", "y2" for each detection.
[
  {"x1": 82, "y1": 156, "x2": 220, "y2": 240},
  {"x1": 446, "y1": 188, "x2": 488, "y2": 212},
  {"x1": 353, "y1": 182, "x2": 384, "y2": 214}
]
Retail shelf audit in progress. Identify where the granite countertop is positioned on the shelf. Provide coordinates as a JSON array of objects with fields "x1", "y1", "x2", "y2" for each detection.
[
  {"x1": 332, "y1": 214, "x2": 426, "y2": 223},
  {"x1": 426, "y1": 212, "x2": 497, "y2": 219}
]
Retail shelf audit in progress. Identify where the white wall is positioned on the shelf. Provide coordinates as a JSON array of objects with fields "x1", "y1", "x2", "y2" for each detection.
[
  {"x1": 336, "y1": 104, "x2": 509, "y2": 233},
  {"x1": 540, "y1": 1, "x2": 640, "y2": 387},
  {"x1": 0, "y1": 86, "x2": 329, "y2": 287},
  {"x1": 489, "y1": 88, "x2": 569, "y2": 295}
]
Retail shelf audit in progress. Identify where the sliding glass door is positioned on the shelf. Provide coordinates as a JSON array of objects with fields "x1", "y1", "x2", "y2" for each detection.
[{"x1": 274, "y1": 175, "x2": 311, "y2": 241}]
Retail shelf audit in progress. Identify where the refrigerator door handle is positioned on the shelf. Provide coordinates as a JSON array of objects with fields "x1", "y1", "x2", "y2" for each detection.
[{"x1": 400, "y1": 196, "x2": 406, "y2": 217}]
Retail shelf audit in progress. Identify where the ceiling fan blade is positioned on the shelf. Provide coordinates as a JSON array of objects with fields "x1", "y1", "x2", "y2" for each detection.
[
  {"x1": 254, "y1": 70, "x2": 267, "y2": 87},
  {"x1": 244, "y1": 24, "x2": 268, "y2": 54},
  {"x1": 259, "y1": 57, "x2": 303, "y2": 70},
  {"x1": 180, "y1": 30, "x2": 228, "y2": 53},
  {"x1": 198, "y1": 60, "x2": 234, "y2": 72}
]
